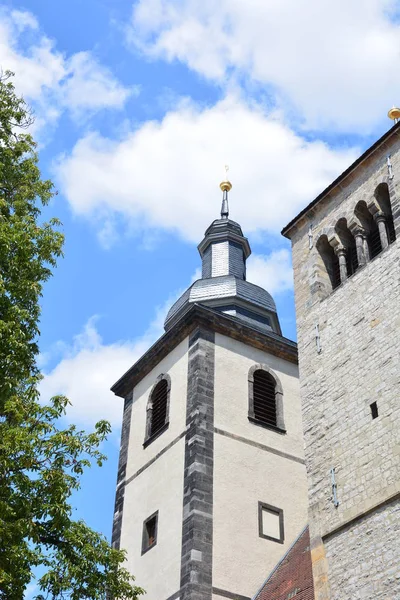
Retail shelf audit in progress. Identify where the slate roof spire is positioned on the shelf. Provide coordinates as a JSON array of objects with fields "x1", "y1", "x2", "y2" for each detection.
[{"x1": 164, "y1": 175, "x2": 282, "y2": 335}]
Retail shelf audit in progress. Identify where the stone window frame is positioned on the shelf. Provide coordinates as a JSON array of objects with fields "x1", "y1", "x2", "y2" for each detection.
[
  {"x1": 141, "y1": 510, "x2": 159, "y2": 555},
  {"x1": 143, "y1": 373, "x2": 171, "y2": 448},
  {"x1": 258, "y1": 501, "x2": 285, "y2": 544},
  {"x1": 248, "y1": 364, "x2": 286, "y2": 434}
]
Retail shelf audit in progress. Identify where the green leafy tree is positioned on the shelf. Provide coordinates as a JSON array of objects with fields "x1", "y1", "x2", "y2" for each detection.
[{"x1": 0, "y1": 71, "x2": 144, "y2": 600}]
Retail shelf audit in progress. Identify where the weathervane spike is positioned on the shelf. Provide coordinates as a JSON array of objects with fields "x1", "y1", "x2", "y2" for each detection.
[{"x1": 219, "y1": 164, "x2": 232, "y2": 219}]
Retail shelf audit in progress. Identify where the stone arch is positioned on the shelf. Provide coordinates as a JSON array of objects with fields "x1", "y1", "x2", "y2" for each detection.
[
  {"x1": 335, "y1": 217, "x2": 358, "y2": 277},
  {"x1": 313, "y1": 226, "x2": 336, "y2": 249},
  {"x1": 348, "y1": 201, "x2": 375, "y2": 265},
  {"x1": 353, "y1": 200, "x2": 384, "y2": 261},
  {"x1": 315, "y1": 233, "x2": 341, "y2": 294},
  {"x1": 374, "y1": 183, "x2": 396, "y2": 244},
  {"x1": 248, "y1": 364, "x2": 285, "y2": 432},
  {"x1": 144, "y1": 373, "x2": 171, "y2": 445}
]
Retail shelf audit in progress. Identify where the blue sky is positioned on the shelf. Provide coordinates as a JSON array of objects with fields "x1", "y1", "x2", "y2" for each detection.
[{"x1": 2, "y1": 0, "x2": 400, "y2": 592}]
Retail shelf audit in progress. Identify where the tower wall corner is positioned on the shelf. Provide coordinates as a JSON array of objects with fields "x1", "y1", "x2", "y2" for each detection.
[{"x1": 288, "y1": 132, "x2": 400, "y2": 599}]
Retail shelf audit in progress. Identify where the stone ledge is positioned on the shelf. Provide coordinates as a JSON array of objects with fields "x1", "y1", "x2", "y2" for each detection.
[{"x1": 322, "y1": 490, "x2": 400, "y2": 541}]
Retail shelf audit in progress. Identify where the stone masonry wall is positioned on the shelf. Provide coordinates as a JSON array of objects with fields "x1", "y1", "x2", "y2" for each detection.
[
  {"x1": 324, "y1": 497, "x2": 400, "y2": 600},
  {"x1": 288, "y1": 130, "x2": 400, "y2": 599}
]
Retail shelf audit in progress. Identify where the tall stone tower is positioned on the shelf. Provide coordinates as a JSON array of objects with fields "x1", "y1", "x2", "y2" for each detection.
[
  {"x1": 111, "y1": 180, "x2": 308, "y2": 600},
  {"x1": 282, "y1": 123, "x2": 400, "y2": 599}
]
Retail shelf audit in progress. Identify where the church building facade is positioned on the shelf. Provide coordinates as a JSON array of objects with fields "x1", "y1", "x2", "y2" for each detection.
[
  {"x1": 111, "y1": 121, "x2": 400, "y2": 600},
  {"x1": 282, "y1": 121, "x2": 400, "y2": 599},
  {"x1": 110, "y1": 182, "x2": 309, "y2": 600}
]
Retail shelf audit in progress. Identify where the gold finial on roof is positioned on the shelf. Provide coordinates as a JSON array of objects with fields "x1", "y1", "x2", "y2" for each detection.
[
  {"x1": 388, "y1": 106, "x2": 400, "y2": 123},
  {"x1": 220, "y1": 164, "x2": 232, "y2": 192}
]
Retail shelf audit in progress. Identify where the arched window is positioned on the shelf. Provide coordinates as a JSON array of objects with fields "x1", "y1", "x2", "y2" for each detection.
[
  {"x1": 353, "y1": 201, "x2": 374, "y2": 264},
  {"x1": 335, "y1": 218, "x2": 359, "y2": 277},
  {"x1": 316, "y1": 235, "x2": 341, "y2": 292},
  {"x1": 144, "y1": 374, "x2": 171, "y2": 446},
  {"x1": 253, "y1": 370, "x2": 277, "y2": 426},
  {"x1": 375, "y1": 183, "x2": 396, "y2": 246},
  {"x1": 368, "y1": 217, "x2": 382, "y2": 259},
  {"x1": 248, "y1": 365, "x2": 285, "y2": 432}
]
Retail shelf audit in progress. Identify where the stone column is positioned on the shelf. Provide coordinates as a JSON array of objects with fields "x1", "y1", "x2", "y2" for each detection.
[
  {"x1": 354, "y1": 230, "x2": 366, "y2": 267},
  {"x1": 335, "y1": 245, "x2": 347, "y2": 283},
  {"x1": 375, "y1": 212, "x2": 389, "y2": 249},
  {"x1": 180, "y1": 327, "x2": 215, "y2": 600},
  {"x1": 363, "y1": 233, "x2": 370, "y2": 263}
]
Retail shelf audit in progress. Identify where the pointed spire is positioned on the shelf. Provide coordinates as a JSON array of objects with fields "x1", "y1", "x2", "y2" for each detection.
[{"x1": 219, "y1": 165, "x2": 232, "y2": 219}]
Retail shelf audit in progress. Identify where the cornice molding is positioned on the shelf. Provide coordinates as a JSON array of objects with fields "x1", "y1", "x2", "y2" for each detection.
[{"x1": 111, "y1": 303, "x2": 297, "y2": 398}]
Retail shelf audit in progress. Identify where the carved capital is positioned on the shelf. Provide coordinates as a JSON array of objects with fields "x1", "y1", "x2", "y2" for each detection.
[
  {"x1": 328, "y1": 233, "x2": 341, "y2": 251},
  {"x1": 334, "y1": 244, "x2": 346, "y2": 258},
  {"x1": 373, "y1": 211, "x2": 386, "y2": 224},
  {"x1": 367, "y1": 199, "x2": 380, "y2": 216}
]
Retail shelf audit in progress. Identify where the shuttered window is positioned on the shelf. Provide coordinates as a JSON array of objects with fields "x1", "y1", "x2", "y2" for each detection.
[
  {"x1": 387, "y1": 215, "x2": 396, "y2": 244},
  {"x1": 150, "y1": 379, "x2": 168, "y2": 437},
  {"x1": 345, "y1": 243, "x2": 359, "y2": 277},
  {"x1": 369, "y1": 225, "x2": 382, "y2": 259},
  {"x1": 253, "y1": 370, "x2": 277, "y2": 427}
]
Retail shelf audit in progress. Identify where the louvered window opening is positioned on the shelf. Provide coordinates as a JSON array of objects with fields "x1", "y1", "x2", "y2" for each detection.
[
  {"x1": 369, "y1": 227, "x2": 382, "y2": 259},
  {"x1": 346, "y1": 245, "x2": 359, "y2": 277},
  {"x1": 150, "y1": 380, "x2": 168, "y2": 437},
  {"x1": 253, "y1": 370, "x2": 277, "y2": 427},
  {"x1": 387, "y1": 216, "x2": 396, "y2": 244},
  {"x1": 331, "y1": 257, "x2": 341, "y2": 290}
]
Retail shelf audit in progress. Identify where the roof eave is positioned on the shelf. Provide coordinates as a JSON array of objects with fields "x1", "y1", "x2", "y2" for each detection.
[
  {"x1": 111, "y1": 303, "x2": 297, "y2": 398},
  {"x1": 197, "y1": 230, "x2": 251, "y2": 259},
  {"x1": 281, "y1": 121, "x2": 400, "y2": 239}
]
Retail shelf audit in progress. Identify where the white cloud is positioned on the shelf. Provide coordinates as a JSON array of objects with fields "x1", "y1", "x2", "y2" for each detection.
[
  {"x1": 0, "y1": 8, "x2": 132, "y2": 131},
  {"x1": 0, "y1": 10, "x2": 64, "y2": 100},
  {"x1": 9, "y1": 9, "x2": 38, "y2": 32},
  {"x1": 247, "y1": 249, "x2": 293, "y2": 295},
  {"x1": 40, "y1": 317, "x2": 156, "y2": 429},
  {"x1": 39, "y1": 244, "x2": 293, "y2": 430},
  {"x1": 54, "y1": 94, "x2": 357, "y2": 244},
  {"x1": 62, "y1": 52, "x2": 139, "y2": 118},
  {"x1": 39, "y1": 290, "x2": 183, "y2": 429},
  {"x1": 129, "y1": 0, "x2": 400, "y2": 132}
]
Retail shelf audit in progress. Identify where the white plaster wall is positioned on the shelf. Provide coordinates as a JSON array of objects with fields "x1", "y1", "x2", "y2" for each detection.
[
  {"x1": 213, "y1": 434, "x2": 308, "y2": 598},
  {"x1": 121, "y1": 438, "x2": 185, "y2": 600},
  {"x1": 213, "y1": 333, "x2": 308, "y2": 598},
  {"x1": 126, "y1": 336, "x2": 188, "y2": 480},
  {"x1": 214, "y1": 333, "x2": 304, "y2": 459},
  {"x1": 120, "y1": 337, "x2": 188, "y2": 599}
]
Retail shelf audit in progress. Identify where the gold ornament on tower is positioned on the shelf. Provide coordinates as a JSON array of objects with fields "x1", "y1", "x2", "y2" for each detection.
[
  {"x1": 387, "y1": 106, "x2": 400, "y2": 123},
  {"x1": 220, "y1": 164, "x2": 232, "y2": 192}
]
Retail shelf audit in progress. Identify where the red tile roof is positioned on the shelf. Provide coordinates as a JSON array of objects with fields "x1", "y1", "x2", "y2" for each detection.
[{"x1": 254, "y1": 526, "x2": 315, "y2": 600}]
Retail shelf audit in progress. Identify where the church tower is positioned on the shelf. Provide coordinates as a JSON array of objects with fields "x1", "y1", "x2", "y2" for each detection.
[
  {"x1": 111, "y1": 179, "x2": 308, "y2": 600},
  {"x1": 282, "y1": 121, "x2": 400, "y2": 599}
]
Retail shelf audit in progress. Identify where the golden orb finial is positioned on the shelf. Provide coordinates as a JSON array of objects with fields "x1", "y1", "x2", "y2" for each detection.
[
  {"x1": 220, "y1": 164, "x2": 232, "y2": 192},
  {"x1": 388, "y1": 106, "x2": 400, "y2": 122},
  {"x1": 220, "y1": 180, "x2": 232, "y2": 192}
]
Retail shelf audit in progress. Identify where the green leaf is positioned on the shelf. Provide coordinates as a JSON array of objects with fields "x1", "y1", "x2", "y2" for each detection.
[{"x1": 0, "y1": 72, "x2": 144, "y2": 600}]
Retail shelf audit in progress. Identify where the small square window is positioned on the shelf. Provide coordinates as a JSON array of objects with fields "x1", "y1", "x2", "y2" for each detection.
[
  {"x1": 370, "y1": 401, "x2": 378, "y2": 420},
  {"x1": 258, "y1": 502, "x2": 284, "y2": 544},
  {"x1": 142, "y1": 511, "x2": 158, "y2": 555}
]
